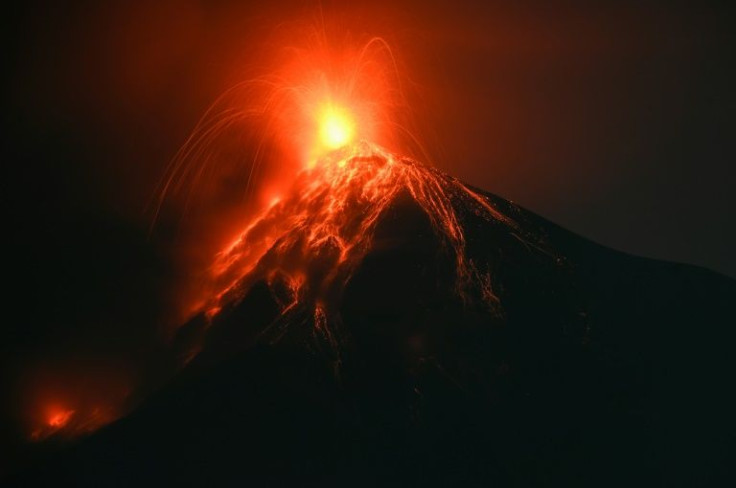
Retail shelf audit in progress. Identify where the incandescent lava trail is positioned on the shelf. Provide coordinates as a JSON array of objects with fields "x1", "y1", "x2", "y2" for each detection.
[{"x1": 202, "y1": 141, "x2": 519, "y2": 359}]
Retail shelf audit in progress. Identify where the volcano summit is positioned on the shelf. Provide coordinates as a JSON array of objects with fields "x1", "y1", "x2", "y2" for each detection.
[{"x1": 11, "y1": 144, "x2": 736, "y2": 486}]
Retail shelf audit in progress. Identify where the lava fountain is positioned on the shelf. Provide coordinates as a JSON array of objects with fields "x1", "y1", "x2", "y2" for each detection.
[
  {"x1": 155, "y1": 29, "x2": 526, "y2": 370},
  {"x1": 156, "y1": 31, "x2": 525, "y2": 377}
]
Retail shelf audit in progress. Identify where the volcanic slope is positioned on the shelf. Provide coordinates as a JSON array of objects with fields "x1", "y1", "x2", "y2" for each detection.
[{"x1": 12, "y1": 144, "x2": 736, "y2": 486}]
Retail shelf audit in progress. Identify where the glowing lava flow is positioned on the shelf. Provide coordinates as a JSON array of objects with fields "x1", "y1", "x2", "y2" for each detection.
[
  {"x1": 29, "y1": 406, "x2": 75, "y2": 440},
  {"x1": 203, "y1": 141, "x2": 516, "y2": 344},
  {"x1": 47, "y1": 409, "x2": 74, "y2": 428},
  {"x1": 156, "y1": 35, "x2": 520, "y2": 366}
]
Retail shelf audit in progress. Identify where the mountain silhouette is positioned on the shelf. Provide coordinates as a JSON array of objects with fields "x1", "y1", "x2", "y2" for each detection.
[{"x1": 10, "y1": 145, "x2": 736, "y2": 486}]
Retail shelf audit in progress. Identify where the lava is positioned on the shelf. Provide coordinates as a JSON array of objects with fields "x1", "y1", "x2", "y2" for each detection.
[
  {"x1": 29, "y1": 406, "x2": 75, "y2": 441},
  {"x1": 155, "y1": 34, "x2": 521, "y2": 365},
  {"x1": 198, "y1": 141, "x2": 517, "y2": 362},
  {"x1": 29, "y1": 401, "x2": 122, "y2": 442},
  {"x1": 23, "y1": 365, "x2": 132, "y2": 442},
  {"x1": 318, "y1": 102, "x2": 355, "y2": 151},
  {"x1": 46, "y1": 408, "x2": 74, "y2": 428}
]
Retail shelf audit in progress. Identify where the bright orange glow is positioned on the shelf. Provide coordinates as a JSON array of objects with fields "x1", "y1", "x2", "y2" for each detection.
[
  {"x1": 155, "y1": 31, "x2": 497, "y2": 366},
  {"x1": 318, "y1": 103, "x2": 355, "y2": 150},
  {"x1": 29, "y1": 399, "x2": 121, "y2": 442},
  {"x1": 30, "y1": 405, "x2": 76, "y2": 440},
  {"x1": 47, "y1": 408, "x2": 75, "y2": 428},
  {"x1": 152, "y1": 32, "x2": 430, "y2": 328},
  {"x1": 24, "y1": 368, "x2": 131, "y2": 442},
  {"x1": 206, "y1": 142, "x2": 515, "y2": 324},
  {"x1": 154, "y1": 33, "x2": 422, "y2": 221}
]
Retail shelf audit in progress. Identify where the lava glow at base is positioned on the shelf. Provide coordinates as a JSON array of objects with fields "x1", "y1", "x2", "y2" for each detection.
[{"x1": 24, "y1": 367, "x2": 130, "y2": 443}]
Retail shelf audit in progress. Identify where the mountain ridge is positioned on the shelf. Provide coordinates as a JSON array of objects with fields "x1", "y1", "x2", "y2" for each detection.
[{"x1": 9, "y1": 147, "x2": 736, "y2": 486}]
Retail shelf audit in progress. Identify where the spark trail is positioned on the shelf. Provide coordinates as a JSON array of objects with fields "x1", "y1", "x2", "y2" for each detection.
[{"x1": 155, "y1": 33, "x2": 526, "y2": 374}]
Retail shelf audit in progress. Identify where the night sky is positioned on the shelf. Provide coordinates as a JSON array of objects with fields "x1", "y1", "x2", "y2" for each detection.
[{"x1": 1, "y1": 0, "x2": 734, "y2": 468}]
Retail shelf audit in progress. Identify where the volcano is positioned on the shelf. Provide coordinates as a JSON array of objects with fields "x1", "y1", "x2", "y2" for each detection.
[{"x1": 10, "y1": 144, "x2": 736, "y2": 486}]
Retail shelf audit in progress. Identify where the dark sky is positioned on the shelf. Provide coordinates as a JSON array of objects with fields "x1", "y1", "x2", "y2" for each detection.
[{"x1": 1, "y1": 0, "x2": 734, "y2": 467}]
